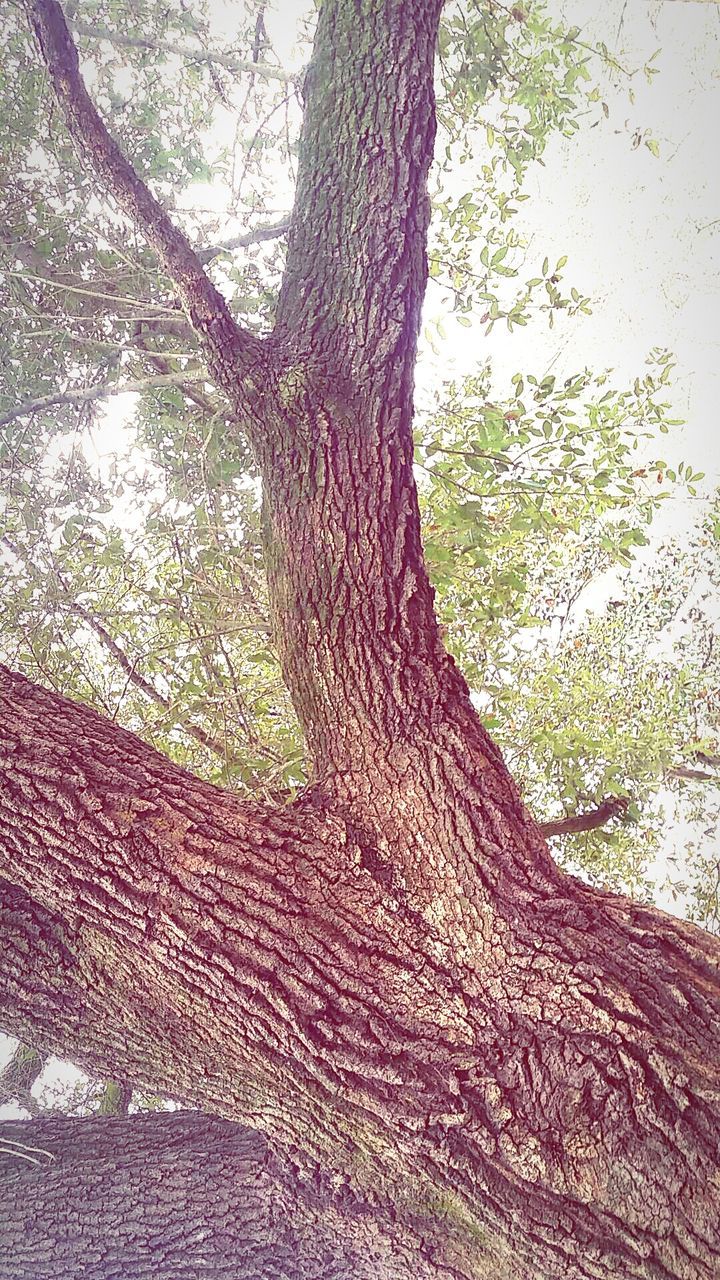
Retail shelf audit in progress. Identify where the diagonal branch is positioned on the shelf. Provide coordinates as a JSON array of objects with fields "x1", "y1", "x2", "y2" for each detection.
[
  {"x1": 65, "y1": 605, "x2": 229, "y2": 760},
  {"x1": 0, "y1": 664, "x2": 452, "y2": 1193},
  {"x1": 24, "y1": 0, "x2": 264, "y2": 399},
  {"x1": 2, "y1": 665, "x2": 720, "y2": 1280},
  {"x1": 0, "y1": 371, "x2": 207, "y2": 429},
  {"x1": 540, "y1": 759, "x2": 720, "y2": 839},
  {"x1": 197, "y1": 218, "x2": 291, "y2": 264},
  {"x1": 539, "y1": 795, "x2": 630, "y2": 839},
  {"x1": 667, "y1": 755, "x2": 720, "y2": 784},
  {"x1": 668, "y1": 765, "x2": 719, "y2": 783},
  {"x1": 0, "y1": 664, "x2": 345, "y2": 1114},
  {"x1": 128, "y1": 334, "x2": 227, "y2": 416},
  {"x1": 1, "y1": 535, "x2": 236, "y2": 762}
]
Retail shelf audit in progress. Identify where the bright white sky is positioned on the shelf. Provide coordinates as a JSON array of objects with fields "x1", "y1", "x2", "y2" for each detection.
[
  {"x1": 545, "y1": 3, "x2": 718, "y2": 480},
  {"x1": 430, "y1": 0, "x2": 720, "y2": 511},
  {"x1": 3, "y1": 0, "x2": 719, "y2": 1112}
]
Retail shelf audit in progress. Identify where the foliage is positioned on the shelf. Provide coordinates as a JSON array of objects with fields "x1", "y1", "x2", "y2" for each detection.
[{"x1": 414, "y1": 352, "x2": 716, "y2": 902}]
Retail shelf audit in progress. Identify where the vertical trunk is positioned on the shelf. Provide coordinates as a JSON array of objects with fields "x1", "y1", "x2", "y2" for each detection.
[
  {"x1": 249, "y1": 1, "x2": 544, "y2": 931},
  {"x1": 261, "y1": 0, "x2": 467, "y2": 789}
]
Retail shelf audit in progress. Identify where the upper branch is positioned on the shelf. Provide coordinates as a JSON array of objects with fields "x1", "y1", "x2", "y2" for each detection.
[
  {"x1": 274, "y1": 0, "x2": 444, "y2": 379},
  {"x1": 24, "y1": 0, "x2": 264, "y2": 402}
]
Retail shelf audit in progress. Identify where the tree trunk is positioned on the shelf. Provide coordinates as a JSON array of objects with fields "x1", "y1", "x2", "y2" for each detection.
[
  {"x1": 0, "y1": 1111, "x2": 443, "y2": 1279},
  {"x1": 6, "y1": 2, "x2": 720, "y2": 1278}
]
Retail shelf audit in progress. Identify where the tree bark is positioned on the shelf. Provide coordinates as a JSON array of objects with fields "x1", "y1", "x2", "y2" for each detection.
[
  {"x1": 2, "y1": 665, "x2": 720, "y2": 1280},
  {"x1": 7, "y1": 3, "x2": 720, "y2": 1279},
  {"x1": 0, "y1": 1111, "x2": 442, "y2": 1279}
]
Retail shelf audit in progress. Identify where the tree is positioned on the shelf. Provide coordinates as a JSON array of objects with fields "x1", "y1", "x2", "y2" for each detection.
[{"x1": 1, "y1": 1, "x2": 719, "y2": 1277}]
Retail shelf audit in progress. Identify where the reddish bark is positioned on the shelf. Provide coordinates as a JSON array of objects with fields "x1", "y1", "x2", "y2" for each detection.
[{"x1": 2, "y1": 665, "x2": 719, "y2": 1279}]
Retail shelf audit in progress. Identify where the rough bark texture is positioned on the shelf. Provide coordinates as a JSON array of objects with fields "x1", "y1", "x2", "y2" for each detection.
[
  {"x1": 0, "y1": 1111, "x2": 445, "y2": 1279},
  {"x1": 265, "y1": 0, "x2": 473, "y2": 787},
  {"x1": 4, "y1": 2, "x2": 720, "y2": 1279},
  {"x1": 2, "y1": 666, "x2": 720, "y2": 1280}
]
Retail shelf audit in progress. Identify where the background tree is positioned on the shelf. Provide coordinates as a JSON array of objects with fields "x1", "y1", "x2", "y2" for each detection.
[{"x1": 1, "y1": 1, "x2": 718, "y2": 1278}]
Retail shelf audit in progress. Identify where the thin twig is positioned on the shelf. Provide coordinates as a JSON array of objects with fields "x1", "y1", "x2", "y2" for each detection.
[
  {"x1": 0, "y1": 372, "x2": 208, "y2": 429},
  {"x1": 197, "y1": 218, "x2": 290, "y2": 264},
  {"x1": 71, "y1": 19, "x2": 295, "y2": 84}
]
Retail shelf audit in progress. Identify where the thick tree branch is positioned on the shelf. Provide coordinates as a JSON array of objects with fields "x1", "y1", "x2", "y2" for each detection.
[
  {"x1": 2, "y1": 666, "x2": 720, "y2": 1279},
  {"x1": 24, "y1": 0, "x2": 264, "y2": 402},
  {"x1": 15, "y1": 4, "x2": 720, "y2": 1274},
  {"x1": 248, "y1": 0, "x2": 512, "y2": 825},
  {"x1": 25, "y1": 0, "x2": 498, "y2": 842},
  {"x1": 539, "y1": 795, "x2": 630, "y2": 839},
  {"x1": 0, "y1": 665, "x2": 497, "y2": 1274},
  {"x1": 0, "y1": 1111, "x2": 447, "y2": 1280},
  {"x1": 70, "y1": 20, "x2": 296, "y2": 85},
  {"x1": 275, "y1": 0, "x2": 444, "y2": 376}
]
